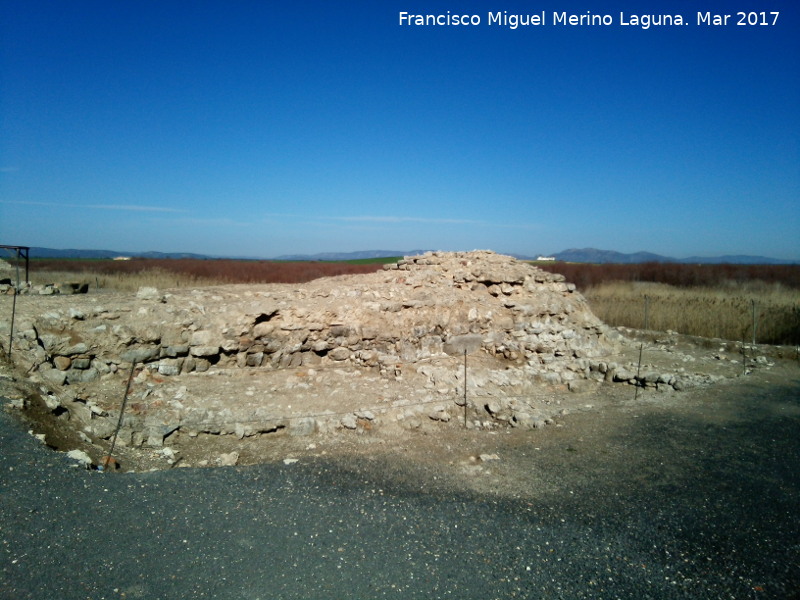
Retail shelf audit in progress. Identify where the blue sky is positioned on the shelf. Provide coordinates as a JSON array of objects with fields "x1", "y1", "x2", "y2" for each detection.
[{"x1": 1, "y1": 1, "x2": 798, "y2": 259}]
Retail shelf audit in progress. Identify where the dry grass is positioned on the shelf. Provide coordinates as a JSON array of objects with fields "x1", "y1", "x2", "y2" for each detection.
[
  {"x1": 536, "y1": 262, "x2": 800, "y2": 344},
  {"x1": 24, "y1": 268, "x2": 221, "y2": 293},
  {"x1": 585, "y1": 281, "x2": 800, "y2": 345}
]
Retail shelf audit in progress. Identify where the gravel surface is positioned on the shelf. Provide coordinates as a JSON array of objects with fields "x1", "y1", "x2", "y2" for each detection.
[{"x1": 2, "y1": 372, "x2": 799, "y2": 600}]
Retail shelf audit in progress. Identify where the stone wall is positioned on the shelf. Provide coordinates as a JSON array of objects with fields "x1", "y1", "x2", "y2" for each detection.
[{"x1": 3, "y1": 251, "x2": 624, "y2": 387}]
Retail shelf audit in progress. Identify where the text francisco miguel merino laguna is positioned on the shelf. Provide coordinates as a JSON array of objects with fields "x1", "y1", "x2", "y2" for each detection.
[{"x1": 398, "y1": 10, "x2": 780, "y2": 29}]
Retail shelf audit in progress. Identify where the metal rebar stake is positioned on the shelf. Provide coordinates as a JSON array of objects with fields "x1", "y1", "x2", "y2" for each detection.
[
  {"x1": 634, "y1": 343, "x2": 643, "y2": 400},
  {"x1": 7, "y1": 251, "x2": 21, "y2": 360},
  {"x1": 463, "y1": 349, "x2": 468, "y2": 428},
  {"x1": 102, "y1": 362, "x2": 137, "y2": 471}
]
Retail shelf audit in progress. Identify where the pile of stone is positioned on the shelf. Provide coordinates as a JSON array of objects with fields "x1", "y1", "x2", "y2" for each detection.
[
  {"x1": 0, "y1": 251, "x2": 700, "y2": 451},
  {"x1": 4, "y1": 251, "x2": 623, "y2": 383},
  {"x1": 0, "y1": 280, "x2": 88, "y2": 295}
]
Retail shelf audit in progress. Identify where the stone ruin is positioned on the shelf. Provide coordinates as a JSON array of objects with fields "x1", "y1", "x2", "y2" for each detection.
[
  {"x1": 0, "y1": 251, "x2": 690, "y2": 458},
  {"x1": 1, "y1": 257, "x2": 90, "y2": 296}
]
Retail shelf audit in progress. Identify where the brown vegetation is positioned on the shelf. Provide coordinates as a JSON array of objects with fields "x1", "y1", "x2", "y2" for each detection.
[
  {"x1": 14, "y1": 258, "x2": 386, "y2": 291},
  {"x1": 536, "y1": 261, "x2": 800, "y2": 290}
]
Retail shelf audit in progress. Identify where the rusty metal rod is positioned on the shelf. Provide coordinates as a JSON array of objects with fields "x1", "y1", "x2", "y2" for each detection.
[
  {"x1": 634, "y1": 343, "x2": 643, "y2": 400},
  {"x1": 463, "y1": 349, "x2": 468, "y2": 428},
  {"x1": 102, "y1": 361, "x2": 137, "y2": 471}
]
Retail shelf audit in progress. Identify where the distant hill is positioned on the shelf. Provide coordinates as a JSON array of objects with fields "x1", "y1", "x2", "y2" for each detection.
[
  {"x1": 20, "y1": 247, "x2": 211, "y2": 260},
  {"x1": 25, "y1": 247, "x2": 120, "y2": 259},
  {"x1": 135, "y1": 250, "x2": 211, "y2": 259},
  {"x1": 553, "y1": 248, "x2": 797, "y2": 265},
  {"x1": 9, "y1": 246, "x2": 796, "y2": 265},
  {"x1": 273, "y1": 250, "x2": 431, "y2": 261},
  {"x1": 676, "y1": 254, "x2": 798, "y2": 265},
  {"x1": 554, "y1": 248, "x2": 668, "y2": 264}
]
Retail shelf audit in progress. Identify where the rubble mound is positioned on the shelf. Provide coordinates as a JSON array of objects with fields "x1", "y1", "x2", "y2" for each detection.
[
  {"x1": 1, "y1": 251, "x2": 655, "y2": 465},
  {"x1": 7, "y1": 250, "x2": 620, "y2": 378}
]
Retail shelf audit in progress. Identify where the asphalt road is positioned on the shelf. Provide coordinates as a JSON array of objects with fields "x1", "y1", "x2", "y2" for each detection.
[{"x1": 1, "y1": 376, "x2": 799, "y2": 600}]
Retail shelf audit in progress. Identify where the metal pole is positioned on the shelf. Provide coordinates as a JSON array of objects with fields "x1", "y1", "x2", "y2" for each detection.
[
  {"x1": 634, "y1": 343, "x2": 643, "y2": 400},
  {"x1": 463, "y1": 349, "x2": 468, "y2": 428},
  {"x1": 102, "y1": 361, "x2": 137, "y2": 471},
  {"x1": 644, "y1": 295, "x2": 649, "y2": 330},
  {"x1": 751, "y1": 299, "x2": 757, "y2": 346},
  {"x1": 7, "y1": 250, "x2": 21, "y2": 360},
  {"x1": 22, "y1": 248, "x2": 29, "y2": 285},
  {"x1": 741, "y1": 336, "x2": 747, "y2": 375}
]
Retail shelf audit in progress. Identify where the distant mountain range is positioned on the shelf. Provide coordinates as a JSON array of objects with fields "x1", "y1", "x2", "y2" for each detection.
[
  {"x1": 5, "y1": 246, "x2": 797, "y2": 265},
  {"x1": 273, "y1": 250, "x2": 431, "y2": 261},
  {"x1": 552, "y1": 248, "x2": 798, "y2": 265},
  {"x1": 11, "y1": 247, "x2": 209, "y2": 260}
]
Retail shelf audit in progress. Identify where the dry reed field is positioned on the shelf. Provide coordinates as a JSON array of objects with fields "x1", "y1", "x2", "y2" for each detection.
[
  {"x1": 583, "y1": 281, "x2": 799, "y2": 345},
  {"x1": 538, "y1": 262, "x2": 800, "y2": 345}
]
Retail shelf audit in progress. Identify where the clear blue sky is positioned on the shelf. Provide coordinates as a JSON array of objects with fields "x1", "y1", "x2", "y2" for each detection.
[{"x1": 1, "y1": 1, "x2": 798, "y2": 259}]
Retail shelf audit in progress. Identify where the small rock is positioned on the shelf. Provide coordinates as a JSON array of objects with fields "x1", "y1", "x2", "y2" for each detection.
[
  {"x1": 66, "y1": 368, "x2": 99, "y2": 384},
  {"x1": 41, "y1": 368, "x2": 67, "y2": 386},
  {"x1": 66, "y1": 449, "x2": 93, "y2": 469},
  {"x1": 283, "y1": 458, "x2": 299, "y2": 465},
  {"x1": 190, "y1": 345, "x2": 220, "y2": 357},
  {"x1": 7, "y1": 397, "x2": 25, "y2": 409},
  {"x1": 485, "y1": 401, "x2": 502, "y2": 415},
  {"x1": 53, "y1": 356, "x2": 72, "y2": 371},
  {"x1": 614, "y1": 368, "x2": 635, "y2": 382},
  {"x1": 511, "y1": 411, "x2": 535, "y2": 428},
  {"x1": 29, "y1": 431, "x2": 46, "y2": 444},
  {"x1": 121, "y1": 346, "x2": 160, "y2": 364},
  {"x1": 567, "y1": 380, "x2": 586, "y2": 393},
  {"x1": 136, "y1": 287, "x2": 163, "y2": 301},
  {"x1": 429, "y1": 410, "x2": 451, "y2": 422},
  {"x1": 43, "y1": 394, "x2": 61, "y2": 411},
  {"x1": 218, "y1": 451, "x2": 239, "y2": 467},
  {"x1": 158, "y1": 363, "x2": 181, "y2": 376},
  {"x1": 145, "y1": 429, "x2": 164, "y2": 448},
  {"x1": 289, "y1": 417, "x2": 317, "y2": 436},
  {"x1": 329, "y1": 347, "x2": 351, "y2": 361},
  {"x1": 160, "y1": 447, "x2": 178, "y2": 463},
  {"x1": 340, "y1": 414, "x2": 358, "y2": 430}
]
